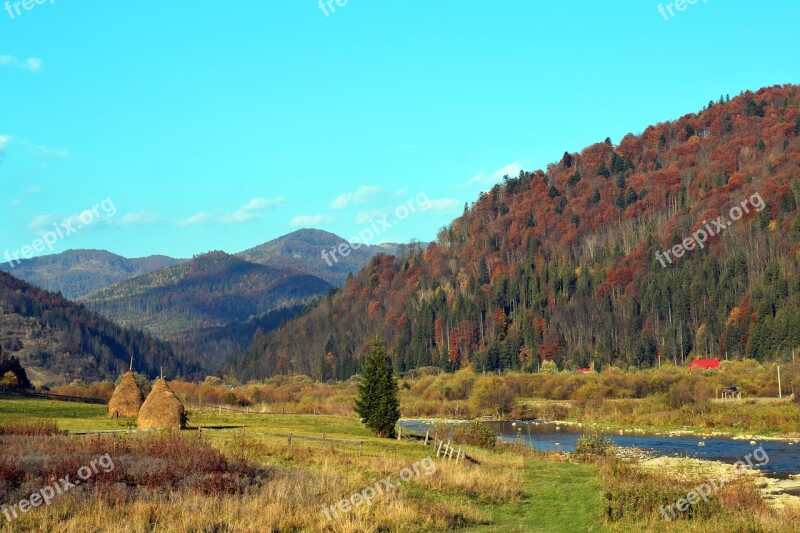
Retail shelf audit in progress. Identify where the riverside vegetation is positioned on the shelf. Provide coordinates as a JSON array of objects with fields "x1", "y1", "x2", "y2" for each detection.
[{"x1": 55, "y1": 359, "x2": 800, "y2": 437}]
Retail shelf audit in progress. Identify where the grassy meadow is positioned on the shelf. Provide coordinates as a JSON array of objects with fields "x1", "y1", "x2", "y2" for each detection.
[{"x1": 1, "y1": 396, "x2": 799, "y2": 532}]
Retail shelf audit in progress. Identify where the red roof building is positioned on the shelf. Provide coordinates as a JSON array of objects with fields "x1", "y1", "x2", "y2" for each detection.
[{"x1": 688, "y1": 358, "x2": 721, "y2": 370}]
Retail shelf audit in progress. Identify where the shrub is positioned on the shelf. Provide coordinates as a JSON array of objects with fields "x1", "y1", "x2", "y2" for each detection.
[
  {"x1": 574, "y1": 434, "x2": 615, "y2": 458},
  {"x1": 470, "y1": 377, "x2": 515, "y2": 417},
  {"x1": 666, "y1": 378, "x2": 711, "y2": 409},
  {"x1": 452, "y1": 421, "x2": 497, "y2": 450},
  {"x1": 570, "y1": 381, "x2": 610, "y2": 409}
]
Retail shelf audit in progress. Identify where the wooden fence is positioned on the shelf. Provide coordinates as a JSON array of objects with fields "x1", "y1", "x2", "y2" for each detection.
[
  {"x1": 1, "y1": 390, "x2": 107, "y2": 405},
  {"x1": 396, "y1": 426, "x2": 477, "y2": 465},
  {"x1": 186, "y1": 402, "x2": 321, "y2": 416}
]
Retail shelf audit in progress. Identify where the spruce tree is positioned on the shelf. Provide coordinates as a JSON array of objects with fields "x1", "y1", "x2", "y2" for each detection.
[
  {"x1": 597, "y1": 161, "x2": 611, "y2": 179},
  {"x1": 355, "y1": 337, "x2": 400, "y2": 438}
]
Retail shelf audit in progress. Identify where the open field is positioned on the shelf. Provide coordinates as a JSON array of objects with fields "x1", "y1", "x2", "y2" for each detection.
[
  {"x1": 2, "y1": 398, "x2": 800, "y2": 531},
  {"x1": 0, "y1": 398, "x2": 601, "y2": 532}
]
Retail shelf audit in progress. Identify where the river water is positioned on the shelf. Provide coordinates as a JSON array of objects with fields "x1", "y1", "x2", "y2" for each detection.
[{"x1": 399, "y1": 420, "x2": 800, "y2": 479}]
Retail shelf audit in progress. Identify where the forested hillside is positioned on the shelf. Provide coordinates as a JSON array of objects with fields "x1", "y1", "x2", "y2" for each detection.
[
  {"x1": 0, "y1": 271, "x2": 198, "y2": 386},
  {"x1": 81, "y1": 251, "x2": 333, "y2": 369},
  {"x1": 81, "y1": 251, "x2": 332, "y2": 337},
  {"x1": 236, "y1": 228, "x2": 402, "y2": 286},
  {"x1": 0, "y1": 249, "x2": 183, "y2": 299},
  {"x1": 239, "y1": 85, "x2": 800, "y2": 381}
]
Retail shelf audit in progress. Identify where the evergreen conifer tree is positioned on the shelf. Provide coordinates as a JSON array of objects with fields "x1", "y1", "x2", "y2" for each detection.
[{"x1": 354, "y1": 337, "x2": 400, "y2": 438}]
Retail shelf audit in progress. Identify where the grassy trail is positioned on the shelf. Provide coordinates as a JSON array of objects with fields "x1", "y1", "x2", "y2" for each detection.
[{"x1": 469, "y1": 459, "x2": 607, "y2": 533}]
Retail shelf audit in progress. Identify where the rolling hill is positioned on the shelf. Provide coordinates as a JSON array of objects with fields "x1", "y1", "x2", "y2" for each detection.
[
  {"x1": 238, "y1": 85, "x2": 800, "y2": 381},
  {"x1": 0, "y1": 270, "x2": 199, "y2": 386},
  {"x1": 236, "y1": 228, "x2": 403, "y2": 286},
  {"x1": 0, "y1": 249, "x2": 183, "y2": 299},
  {"x1": 80, "y1": 251, "x2": 334, "y2": 368}
]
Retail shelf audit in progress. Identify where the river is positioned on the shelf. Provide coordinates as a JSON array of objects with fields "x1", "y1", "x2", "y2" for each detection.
[{"x1": 399, "y1": 420, "x2": 800, "y2": 480}]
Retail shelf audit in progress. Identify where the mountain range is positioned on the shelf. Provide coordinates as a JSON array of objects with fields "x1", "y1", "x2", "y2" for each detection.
[
  {"x1": 0, "y1": 230, "x2": 405, "y2": 377},
  {"x1": 0, "y1": 250, "x2": 183, "y2": 299}
]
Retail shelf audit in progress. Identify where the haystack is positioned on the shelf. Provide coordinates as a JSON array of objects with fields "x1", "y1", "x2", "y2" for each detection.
[
  {"x1": 108, "y1": 371, "x2": 144, "y2": 419},
  {"x1": 137, "y1": 379, "x2": 187, "y2": 429}
]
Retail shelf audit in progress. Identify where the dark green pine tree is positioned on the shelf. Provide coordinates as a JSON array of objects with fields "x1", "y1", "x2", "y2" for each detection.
[
  {"x1": 597, "y1": 160, "x2": 611, "y2": 179},
  {"x1": 354, "y1": 337, "x2": 400, "y2": 438},
  {"x1": 614, "y1": 190, "x2": 626, "y2": 209}
]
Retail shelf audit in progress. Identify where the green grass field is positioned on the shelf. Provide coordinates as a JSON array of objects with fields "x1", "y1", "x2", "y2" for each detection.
[{"x1": 0, "y1": 397, "x2": 612, "y2": 532}]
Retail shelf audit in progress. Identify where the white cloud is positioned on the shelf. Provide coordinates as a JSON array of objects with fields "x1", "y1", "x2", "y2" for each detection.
[
  {"x1": 29, "y1": 214, "x2": 56, "y2": 230},
  {"x1": 0, "y1": 55, "x2": 42, "y2": 72},
  {"x1": 330, "y1": 186, "x2": 383, "y2": 209},
  {"x1": 290, "y1": 214, "x2": 335, "y2": 227},
  {"x1": 220, "y1": 197, "x2": 284, "y2": 224},
  {"x1": 178, "y1": 211, "x2": 211, "y2": 227},
  {"x1": 32, "y1": 145, "x2": 68, "y2": 159},
  {"x1": 178, "y1": 197, "x2": 284, "y2": 226},
  {"x1": 466, "y1": 162, "x2": 523, "y2": 187},
  {"x1": 426, "y1": 198, "x2": 461, "y2": 213},
  {"x1": 0, "y1": 134, "x2": 11, "y2": 152},
  {"x1": 355, "y1": 208, "x2": 391, "y2": 224},
  {"x1": 119, "y1": 211, "x2": 161, "y2": 225}
]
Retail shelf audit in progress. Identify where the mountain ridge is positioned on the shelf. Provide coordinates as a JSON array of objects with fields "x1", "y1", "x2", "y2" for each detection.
[
  {"x1": 237, "y1": 84, "x2": 800, "y2": 381},
  {"x1": 0, "y1": 249, "x2": 184, "y2": 299}
]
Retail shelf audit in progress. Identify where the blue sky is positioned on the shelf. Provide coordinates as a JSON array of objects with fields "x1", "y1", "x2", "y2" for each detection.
[{"x1": 1, "y1": 0, "x2": 798, "y2": 259}]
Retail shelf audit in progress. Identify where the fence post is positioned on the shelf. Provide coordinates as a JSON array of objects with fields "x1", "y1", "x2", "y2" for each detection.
[
  {"x1": 436, "y1": 440, "x2": 444, "y2": 457},
  {"x1": 448, "y1": 446, "x2": 455, "y2": 461},
  {"x1": 424, "y1": 430, "x2": 429, "y2": 446},
  {"x1": 455, "y1": 448, "x2": 461, "y2": 465}
]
